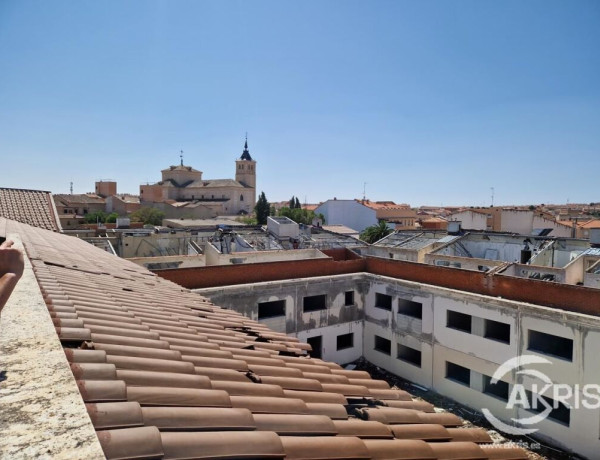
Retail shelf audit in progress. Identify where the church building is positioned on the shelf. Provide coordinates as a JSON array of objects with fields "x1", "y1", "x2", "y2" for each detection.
[{"x1": 140, "y1": 139, "x2": 257, "y2": 217}]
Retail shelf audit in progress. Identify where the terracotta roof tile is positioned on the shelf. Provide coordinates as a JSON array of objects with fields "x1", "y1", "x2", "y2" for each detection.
[
  {"x1": 2, "y1": 217, "x2": 531, "y2": 460},
  {"x1": 0, "y1": 187, "x2": 61, "y2": 231}
]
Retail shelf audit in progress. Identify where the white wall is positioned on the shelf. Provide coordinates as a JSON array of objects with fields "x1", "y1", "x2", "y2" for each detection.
[
  {"x1": 197, "y1": 272, "x2": 600, "y2": 459},
  {"x1": 296, "y1": 321, "x2": 363, "y2": 364},
  {"x1": 315, "y1": 200, "x2": 377, "y2": 233},
  {"x1": 448, "y1": 211, "x2": 488, "y2": 230}
]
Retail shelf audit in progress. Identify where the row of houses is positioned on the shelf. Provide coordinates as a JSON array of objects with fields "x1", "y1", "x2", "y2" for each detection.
[{"x1": 313, "y1": 198, "x2": 600, "y2": 238}]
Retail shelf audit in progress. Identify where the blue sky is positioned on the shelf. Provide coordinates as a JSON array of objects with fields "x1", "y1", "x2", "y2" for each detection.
[{"x1": 1, "y1": 1, "x2": 598, "y2": 206}]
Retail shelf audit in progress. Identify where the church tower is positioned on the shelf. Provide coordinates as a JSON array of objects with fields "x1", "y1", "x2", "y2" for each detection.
[{"x1": 235, "y1": 137, "x2": 256, "y2": 189}]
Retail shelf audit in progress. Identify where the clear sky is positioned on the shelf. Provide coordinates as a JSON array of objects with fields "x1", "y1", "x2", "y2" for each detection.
[{"x1": 1, "y1": 1, "x2": 598, "y2": 206}]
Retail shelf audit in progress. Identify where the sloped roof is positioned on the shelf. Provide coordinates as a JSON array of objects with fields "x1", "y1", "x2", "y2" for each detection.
[
  {"x1": 161, "y1": 165, "x2": 202, "y2": 173},
  {"x1": 187, "y1": 179, "x2": 246, "y2": 188},
  {"x1": 578, "y1": 219, "x2": 600, "y2": 229},
  {"x1": 112, "y1": 194, "x2": 140, "y2": 204},
  {"x1": 54, "y1": 193, "x2": 106, "y2": 205},
  {"x1": 0, "y1": 187, "x2": 61, "y2": 232},
  {"x1": 2, "y1": 218, "x2": 528, "y2": 460}
]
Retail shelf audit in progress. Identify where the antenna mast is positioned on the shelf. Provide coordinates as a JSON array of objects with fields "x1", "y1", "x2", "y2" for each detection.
[
  {"x1": 491, "y1": 187, "x2": 495, "y2": 207},
  {"x1": 70, "y1": 182, "x2": 73, "y2": 195}
]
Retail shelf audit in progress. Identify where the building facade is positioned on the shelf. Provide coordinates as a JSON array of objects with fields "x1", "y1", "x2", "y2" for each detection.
[
  {"x1": 140, "y1": 140, "x2": 257, "y2": 215},
  {"x1": 195, "y1": 266, "x2": 600, "y2": 460},
  {"x1": 314, "y1": 199, "x2": 378, "y2": 233}
]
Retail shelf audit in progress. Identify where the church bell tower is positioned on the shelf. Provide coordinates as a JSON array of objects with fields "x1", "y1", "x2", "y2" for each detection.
[{"x1": 235, "y1": 136, "x2": 256, "y2": 189}]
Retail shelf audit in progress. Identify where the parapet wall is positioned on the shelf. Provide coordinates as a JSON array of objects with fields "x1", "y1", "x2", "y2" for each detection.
[{"x1": 156, "y1": 253, "x2": 600, "y2": 317}]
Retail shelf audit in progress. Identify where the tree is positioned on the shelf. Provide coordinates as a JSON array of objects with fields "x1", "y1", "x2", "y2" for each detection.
[
  {"x1": 106, "y1": 212, "x2": 119, "y2": 223},
  {"x1": 288, "y1": 196, "x2": 301, "y2": 209},
  {"x1": 360, "y1": 220, "x2": 393, "y2": 244},
  {"x1": 84, "y1": 210, "x2": 107, "y2": 224},
  {"x1": 130, "y1": 207, "x2": 166, "y2": 226},
  {"x1": 277, "y1": 207, "x2": 324, "y2": 225},
  {"x1": 255, "y1": 191, "x2": 270, "y2": 225}
]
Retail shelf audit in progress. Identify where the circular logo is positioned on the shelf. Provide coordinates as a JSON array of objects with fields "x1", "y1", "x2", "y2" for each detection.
[{"x1": 482, "y1": 355, "x2": 553, "y2": 435}]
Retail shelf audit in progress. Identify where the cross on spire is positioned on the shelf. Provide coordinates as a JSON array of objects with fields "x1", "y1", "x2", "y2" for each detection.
[{"x1": 241, "y1": 135, "x2": 252, "y2": 161}]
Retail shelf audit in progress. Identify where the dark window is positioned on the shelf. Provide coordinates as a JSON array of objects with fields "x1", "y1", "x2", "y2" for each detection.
[
  {"x1": 344, "y1": 291, "x2": 354, "y2": 306},
  {"x1": 303, "y1": 294, "x2": 327, "y2": 312},
  {"x1": 398, "y1": 298, "x2": 422, "y2": 319},
  {"x1": 528, "y1": 330, "x2": 573, "y2": 361},
  {"x1": 240, "y1": 194, "x2": 244, "y2": 201},
  {"x1": 483, "y1": 375, "x2": 509, "y2": 401},
  {"x1": 307, "y1": 335, "x2": 322, "y2": 359},
  {"x1": 397, "y1": 344, "x2": 421, "y2": 367},
  {"x1": 484, "y1": 319, "x2": 510, "y2": 344},
  {"x1": 447, "y1": 310, "x2": 472, "y2": 333},
  {"x1": 525, "y1": 390, "x2": 570, "y2": 426},
  {"x1": 374, "y1": 335, "x2": 391, "y2": 355},
  {"x1": 258, "y1": 300, "x2": 286, "y2": 319},
  {"x1": 375, "y1": 293, "x2": 392, "y2": 311},
  {"x1": 336, "y1": 333, "x2": 354, "y2": 350},
  {"x1": 446, "y1": 361, "x2": 470, "y2": 386}
]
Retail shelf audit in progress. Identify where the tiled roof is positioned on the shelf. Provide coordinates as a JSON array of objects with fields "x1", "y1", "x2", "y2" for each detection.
[
  {"x1": 0, "y1": 188, "x2": 61, "y2": 232},
  {"x1": 578, "y1": 219, "x2": 600, "y2": 229},
  {"x1": 54, "y1": 193, "x2": 106, "y2": 205},
  {"x1": 4, "y1": 219, "x2": 528, "y2": 460},
  {"x1": 188, "y1": 179, "x2": 246, "y2": 188},
  {"x1": 113, "y1": 194, "x2": 140, "y2": 204},
  {"x1": 161, "y1": 165, "x2": 202, "y2": 173}
]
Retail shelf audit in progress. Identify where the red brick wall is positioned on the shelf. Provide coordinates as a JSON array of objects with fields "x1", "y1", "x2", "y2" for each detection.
[
  {"x1": 155, "y1": 254, "x2": 600, "y2": 317},
  {"x1": 155, "y1": 256, "x2": 367, "y2": 289},
  {"x1": 365, "y1": 257, "x2": 600, "y2": 316}
]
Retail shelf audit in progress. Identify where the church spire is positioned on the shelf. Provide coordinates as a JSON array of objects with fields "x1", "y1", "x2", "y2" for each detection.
[{"x1": 240, "y1": 134, "x2": 253, "y2": 161}]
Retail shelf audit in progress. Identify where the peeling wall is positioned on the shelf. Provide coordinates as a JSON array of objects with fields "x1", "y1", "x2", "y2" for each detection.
[{"x1": 195, "y1": 269, "x2": 600, "y2": 459}]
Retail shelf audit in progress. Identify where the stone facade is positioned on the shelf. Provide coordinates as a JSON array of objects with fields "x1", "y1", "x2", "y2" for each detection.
[{"x1": 140, "y1": 140, "x2": 256, "y2": 215}]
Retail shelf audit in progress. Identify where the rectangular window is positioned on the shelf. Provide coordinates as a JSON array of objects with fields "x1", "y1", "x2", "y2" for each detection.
[
  {"x1": 375, "y1": 293, "x2": 392, "y2": 311},
  {"x1": 307, "y1": 335, "x2": 322, "y2": 359},
  {"x1": 397, "y1": 298, "x2": 422, "y2": 319},
  {"x1": 374, "y1": 335, "x2": 391, "y2": 355},
  {"x1": 447, "y1": 310, "x2": 472, "y2": 333},
  {"x1": 484, "y1": 319, "x2": 511, "y2": 344},
  {"x1": 525, "y1": 390, "x2": 570, "y2": 426},
  {"x1": 446, "y1": 361, "x2": 470, "y2": 386},
  {"x1": 336, "y1": 333, "x2": 354, "y2": 350},
  {"x1": 258, "y1": 300, "x2": 286, "y2": 320},
  {"x1": 344, "y1": 291, "x2": 355, "y2": 306},
  {"x1": 482, "y1": 375, "x2": 509, "y2": 401},
  {"x1": 528, "y1": 330, "x2": 573, "y2": 361},
  {"x1": 397, "y1": 344, "x2": 421, "y2": 367},
  {"x1": 303, "y1": 294, "x2": 327, "y2": 313}
]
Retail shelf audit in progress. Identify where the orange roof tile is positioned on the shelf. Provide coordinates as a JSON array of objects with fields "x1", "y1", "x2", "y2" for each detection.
[
  {"x1": 0, "y1": 187, "x2": 61, "y2": 232},
  {"x1": 2, "y1": 217, "x2": 530, "y2": 460}
]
